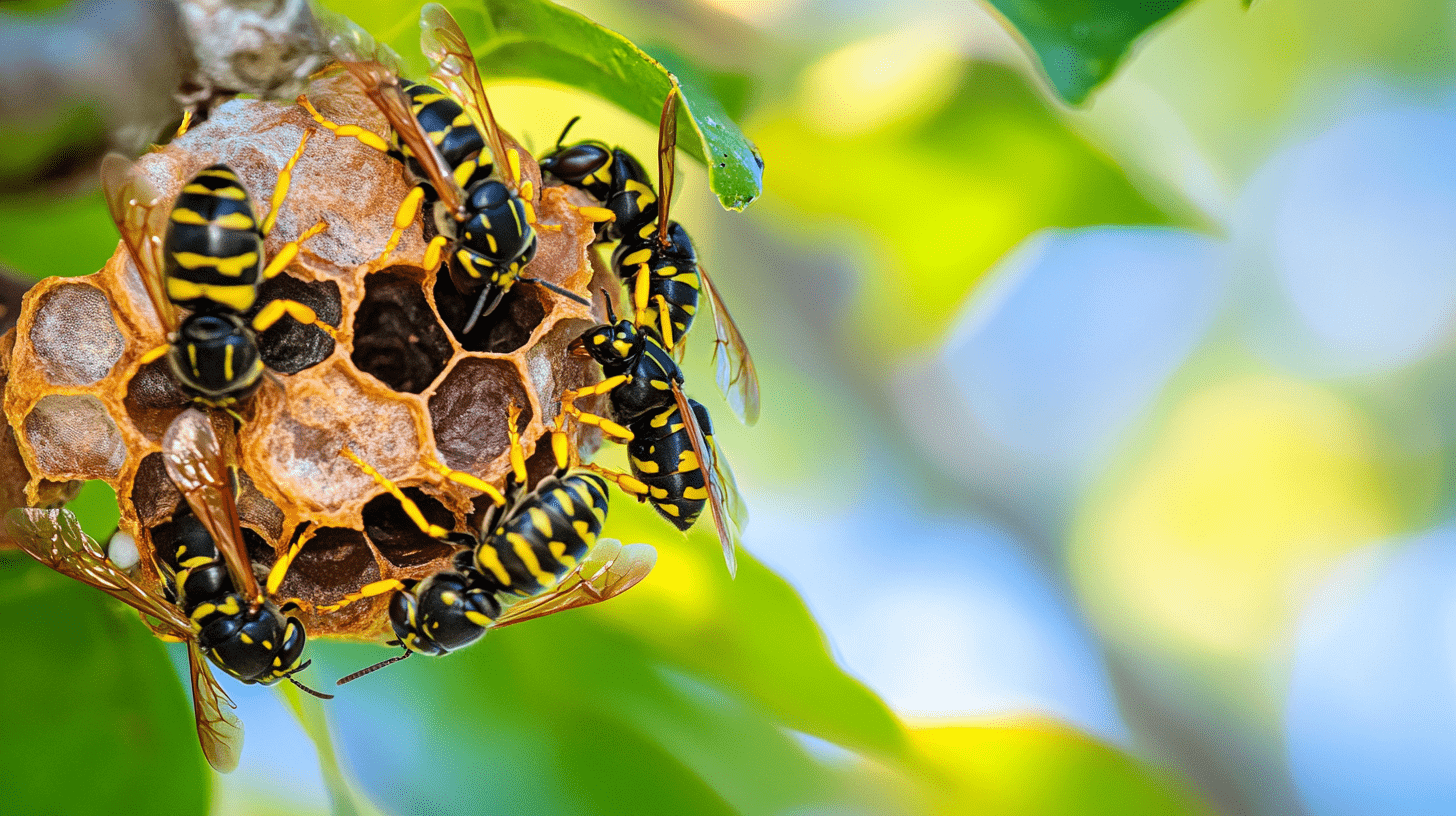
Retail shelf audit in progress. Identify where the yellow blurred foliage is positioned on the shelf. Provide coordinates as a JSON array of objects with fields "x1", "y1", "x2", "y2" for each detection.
[
  {"x1": 897, "y1": 719, "x2": 1215, "y2": 815},
  {"x1": 1072, "y1": 375, "x2": 1397, "y2": 661}
]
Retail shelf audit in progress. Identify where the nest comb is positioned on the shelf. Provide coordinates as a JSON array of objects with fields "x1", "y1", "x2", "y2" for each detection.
[{"x1": 0, "y1": 75, "x2": 616, "y2": 641}]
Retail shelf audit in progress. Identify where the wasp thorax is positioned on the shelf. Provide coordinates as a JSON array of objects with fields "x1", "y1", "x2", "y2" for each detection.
[{"x1": 2, "y1": 73, "x2": 613, "y2": 642}]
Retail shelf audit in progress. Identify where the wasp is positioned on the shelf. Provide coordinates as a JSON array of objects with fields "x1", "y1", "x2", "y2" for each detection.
[
  {"x1": 5, "y1": 407, "x2": 328, "y2": 774},
  {"x1": 542, "y1": 91, "x2": 761, "y2": 426},
  {"x1": 561, "y1": 297, "x2": 748, "y2": 576},
  {"x1": 101, "y1": 134, "x2": 337, "y2": 414},
  {"x1": 304, "y1": 3, "x2": 591, "y2": 335},
  {"x1": 319, "y1": 405, "x2": 655, "y2": 680}
]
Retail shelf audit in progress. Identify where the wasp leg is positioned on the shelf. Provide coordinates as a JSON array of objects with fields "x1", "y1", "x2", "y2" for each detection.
[
  {"x1": 585, "y1": 463, "x2": 651, "y2": 503},
  {"x1": 297, "y1": 94, "x2": 391, "y2": 153},
  {"x1": 318, "y1": 578, "x2": 409, "y2": 613},
  {"x1": 655, "y1": 294, "x2": 675, "y2": 349},
  {"x1": 265, "y1": 524, "x2": 315, "y2": 596},
  {"x1": 251, "y1": 296, "x2": 339, "y2": 339},
  {"x1": 557, "y1": 376, "x2": 633, "y2": 442},
  {"x1": 424, "y1": 459, "x2": 507, "y2": 507},
  {"x1": 261, "y1": 130, "x2": 313, "y2": 238},
  {"x1": 376, "y1": 186, "x2": 427, "y2": 267},
  {"x1": 573, "y1": 205, "x2": 615, "y2": 224},
  {"x1": 633, "y1": 263, "x2": 652, "y2": 328},
  {"x1": 261, "y1": 220, "x2": 329, "y2": 281},
  {"x1": 423, "y1": 234, "x2": 450, "y2": 274},
  {"x1": 175, "y1": 109, "x2": 194, "y2": 139},
  {"x1": 341, "y1": 446, "x2": 450, "y2": 539},
  {"x1": 138, "y1": 343, "x2": 170, "y2": 365}
]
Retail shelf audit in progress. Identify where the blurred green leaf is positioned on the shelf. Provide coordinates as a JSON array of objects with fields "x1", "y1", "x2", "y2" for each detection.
[
  {"x1": 0, "y1": 189, "x2": 113, "y2": 280},
  {"x1": 317, "y1": 499, "x2": 910, "y2": 814},
  {"x1": 906, "y1": 722, "x2": 1217, "y2": 814},
  {"x1": 756, "y1": 60, "x2": 1173, "y2": 349},
  {"x1": 987, "y1": 0, "x2": 1189, "y2": 103},
  {"x1": 314, "y1": 0, "x2": 764, "y2": 210},
  {"x1": 0, "y1": 555, "x2": 209, "y2": 816}
]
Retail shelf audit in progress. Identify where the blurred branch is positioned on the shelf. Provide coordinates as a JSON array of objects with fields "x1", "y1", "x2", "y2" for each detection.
[{"x1": 0, "y1": 0, "x2": 325, "y2": 191}]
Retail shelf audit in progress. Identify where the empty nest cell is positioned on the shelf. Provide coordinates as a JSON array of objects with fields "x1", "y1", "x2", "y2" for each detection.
[{"x1": 350, "y1": 268, "x2": 453, "y2": 393}]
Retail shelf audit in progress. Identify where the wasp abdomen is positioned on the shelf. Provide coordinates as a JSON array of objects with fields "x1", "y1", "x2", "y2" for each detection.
[
  {"x1": 164, "y1": 165, "x2": 264, "y2": 313},
  {"x1": 475, "y1": 471, "x2": 609, "y2": 596},
  {"x1": 628, "y1": 400, "x2": 712, "y2": 529}
]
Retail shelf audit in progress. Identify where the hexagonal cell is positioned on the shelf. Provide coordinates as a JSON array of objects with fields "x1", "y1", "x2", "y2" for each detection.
[
  {"x1": 364, "y1": 486, "x2": 458, "y2": 569},
  {"x1": 28, "y1": 282, "x2": 125, "y2": 386},
  {"x1": 433, "y1": 274, "x2": 549, "y2": 354},
  {"x1": 130, "y1": 452, "x2": 178, "y2": 528},
  {"x1": 23, "y1": 394, "x2": 126, "y2": 479},
  {"x1": 124, "y1": 358, "x2": 190, "y2": 444},
  {"x1": 428, "y1": 357, "x2": 533, "y2": 473},
  {"x1": 250, "y1": 273, "x2": 341, "y2": 374},
  {"x1": 351, "y1": 268, "x2": 453, "y2": 393},
  {"x1": 272, "y1": 525, "x2": 380, "y2": 608}
]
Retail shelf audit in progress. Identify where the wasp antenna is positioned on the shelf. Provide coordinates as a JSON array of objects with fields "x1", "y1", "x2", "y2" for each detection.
[
  {"x1": 336, "y1": 648, "x2": 412, "y2": 686},
  {"x1": 601, "y1": 288, "x2": 618, "y2": 323},
  {"x1": 284, "y1": 660, "x2": 336, "y2": 699},
  {"x1": 555, "y1": 115, "x2": 582, "y2": 150},
  {"x1": 460, "y1": 286, "x2": 507, "y2": 335},
  {"x1": 520, "y1": 276, "x2": 590, "y2": 307}
]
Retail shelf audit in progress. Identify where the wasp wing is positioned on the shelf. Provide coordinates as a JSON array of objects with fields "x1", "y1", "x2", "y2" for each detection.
[
  {"x1": 419, "y1": 3, "x2": 512, "y2": 189},
  {"x1": 6, "y1": 507, "x2": 194, "y2": 635},
  {"x1": 187, "y1": 639, "x2": 243, "y2": 773},
  {"x1": 4, "y1": 507, "x2": 245, "y2": 773},
  {"x1": 162, "y1": 408, "x2": 261, "y2": 605},
  {"x1": 316, "y1": 4, "x2": 468, "y2": 219},
  {"x1": 698, "y1": 263, "x2": 760, "y2": 425},
  {"x1": 671, "y1": 382, "x2": 746, "y2": 577},
  {"x1": 100, "y1": 153, "x2": 177, "y2": 334},
  {"x1": 656, "y1": 89, "x2": 680, "y2": 243},
  {"x1": 490, "y1": 539, "x2": 657, "y2": 628}
]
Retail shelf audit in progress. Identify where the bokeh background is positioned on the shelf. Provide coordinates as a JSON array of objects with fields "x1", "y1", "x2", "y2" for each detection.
[{"x1": 4, "y1": 0, "x2": 1456, "y2": 814}]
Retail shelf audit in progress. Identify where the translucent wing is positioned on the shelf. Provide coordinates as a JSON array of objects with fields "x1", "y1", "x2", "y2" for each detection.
[
  {"x1": 316, "y1": 4, "x2": 467, "y2": 219},
  {"x1": 5, "y1": 507, "x2": 193, "y2": 636},
  {"x1": 656, "y1": 89, "x2": 680, "y2": 243},
  {"x1": 187, "y1": 640, "x2": 243, "y2": 773},
  {"x1": 4, "y1": 507, "x2": 245, "y2": 774},
  {"x1": 491, "y1": 539, "x2": 657, "y2": 628},
  {"x1": 419, "y1": 3, "x2": 512, "y2": 188},
  {"x1": 670, "y1": 382, "x2": 746, "y2": 576},
  {"x1": 699, "y1": 262, "x2": 760, "y2": 425},
  {"x1": 162, "y1": 408, "x2": 260, "y2": 605},
  {"x1": 100, "y1": 153, "x2": 177, "y2": 334}
]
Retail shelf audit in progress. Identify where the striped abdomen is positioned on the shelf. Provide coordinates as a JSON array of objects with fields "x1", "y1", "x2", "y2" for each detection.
[
  {"x1": 627, "y1": 399, "x2": 712, "y2": 530},
  {"x1": 400, "y1": 80, "x2": 488, "y2": 191},
  {"x1": 473, "y1": 471, "x2": 610, "y2": 596},
  {"x1": 163, "y1": 165, "x2": 264, "y2": 315},
  {"x1": 612, "y1": 220, "x2": 701, "y2": 345}
]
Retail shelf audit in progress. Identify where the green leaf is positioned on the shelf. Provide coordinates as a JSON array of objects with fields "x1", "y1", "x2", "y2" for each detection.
[
  {"x1": 315, "y1": 498, "x2": 908, "y2": 814},
  {"x1": 439, "y1": 0, "x2": 763, "y2": 210},
  {"x1": 756, "y1": 60, "x2": 1173, "y2": 349},
  {"x1": 987, "y1": 0, "x2": 1190, "y2": 103},
  {"x1": 0, "y1": 554, "x2": 210, "y2": 816}
]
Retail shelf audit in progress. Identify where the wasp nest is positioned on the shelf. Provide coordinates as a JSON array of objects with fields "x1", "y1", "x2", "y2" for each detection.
[{"x1": 1, "y1": 75, "x2": 615, "y2": 641}]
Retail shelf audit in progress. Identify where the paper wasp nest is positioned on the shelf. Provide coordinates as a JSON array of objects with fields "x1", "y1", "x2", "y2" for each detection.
[{"x1": 0, "y1": 75, "x2": 613, "y2": 641}]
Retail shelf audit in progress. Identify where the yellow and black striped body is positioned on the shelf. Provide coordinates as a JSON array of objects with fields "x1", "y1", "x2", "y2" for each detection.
[
  {"x1": 385, "y1": 469, "x2": 611, "y2": 656},
  {"x1": 472, "y1": 470, "x2": 610, "y2": 596},
  {"x1": 161, "y1": 165, "x2": 268, "y2": 403},
  {"x1": 394, "y1": 79, "x2": 538, "y2": 325},
  {"x1": 539, "y1": 139, "x2": 656, "y2": 242},
  {"x1": 153, "y1": 508, "x2": 308, "y2": 685},
  {"x1": 579, "y1": 319, "x2": 711, "y2": 529},
  {"x1": 611, "y1": 220, "x2": 702, "y2": 348},
  {"x1": 626, "y1": 399, "x2": 713, "y2": 529}
]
